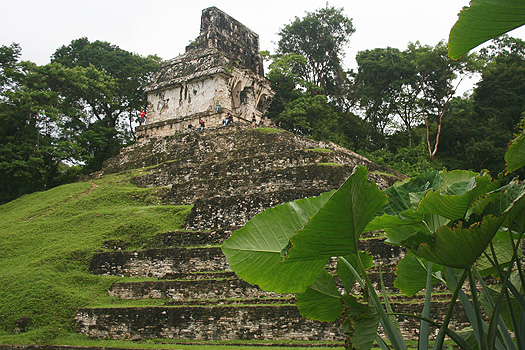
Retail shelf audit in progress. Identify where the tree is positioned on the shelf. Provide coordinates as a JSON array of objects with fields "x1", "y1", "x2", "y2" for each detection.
[
  {"x1": 408, "y1": 41, "x2": 477, "y2": 162},
  {"x1": 475, "y1": 36, "x2": 525, "y2": 136},
  {"x1": 264, "y1": 53, "x2": 311, "y2": 121},
  {"x1": 354, "y1": 47, "x2": 420, "y2": 148},
  {"x1": 266, "y1": 8, "x2": 365, "y2": 151},
  {"x1": 49, "y1": 38, "x2": 161, "y2": 171},
  {"x1": 437, "y1": 36, "x2": 525, "y2": 175},
  {"x1": 0, "y1": 44, "x2": 62, "y2": 203},
  {"x1": 277, "y1": 94, "x2": 355, "y2": 146},
  {"x1": 438, "y1": 97, "x2": 509, "y2": 173},
  {"x1": 277, "y1": 5, "x2": 355, "y2": 96}
]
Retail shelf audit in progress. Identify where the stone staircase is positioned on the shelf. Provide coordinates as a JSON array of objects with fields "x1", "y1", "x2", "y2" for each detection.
[
  {"x1": 75, "y1": 125, "x2": 468, "y2": 344},
  {"x1": 77, "y1": 232, "x2": 467, "y2": 343},
  {"x1": 101, "y1": 125, "x2": 403, "y2": 230}
]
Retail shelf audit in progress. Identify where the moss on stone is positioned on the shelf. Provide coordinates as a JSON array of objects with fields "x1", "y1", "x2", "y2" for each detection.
[
  {"x1": 305, "y1": 148, "x2": 333, "y2": 153},
  {"x1": 255, "y1": 127, "x2": 284, "y2": 134},
  {"x1": 316, "y1": 162, "x2": 343, "y2": 167}
]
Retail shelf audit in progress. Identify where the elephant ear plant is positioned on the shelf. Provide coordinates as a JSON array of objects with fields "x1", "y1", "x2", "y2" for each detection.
[{"x1": 222, "y1": 162, "x2": 525, "y2": 350}]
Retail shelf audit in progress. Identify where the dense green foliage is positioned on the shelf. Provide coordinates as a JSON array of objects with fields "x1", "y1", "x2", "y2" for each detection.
[
  {"x1": 0, "y1": 44, "x2": 63, "y2": 203},
  {"x1": 50, "y1": 38, "x2": 161, "y2": 172},
  {"x1": 0, "y1": 39, "x2": 160, "y2": 203},
  {"x1": 265, "y1": 5, "x2": 524, "y2": 180},
  {"x1": 277, "y1": 5, "x2": 354, "y2": 97},
  {"x1": 223, "y1": 151, "x2": 525, "y2": 350},
  {"x1": 0, "y1": 173, "x2": 190, "y2": 345}
]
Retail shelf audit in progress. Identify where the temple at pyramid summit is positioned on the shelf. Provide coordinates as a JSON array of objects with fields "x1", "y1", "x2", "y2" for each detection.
[{"x1": 137, "y1": 7, "x2": 274, "y2": 141}]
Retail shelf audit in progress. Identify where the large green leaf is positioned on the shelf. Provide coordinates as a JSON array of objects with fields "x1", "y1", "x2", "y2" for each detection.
[
  {"x1": 406, "y1": 215, "x2": 505, "y2": 268},
  {"x1": 394, "y1": 252, "x2": 443, "y2": 296},
  {"x1": 342, "y1": 295, "x2": 380, "y2": 350},
  {"x1": 295, "y1": 270, "x2": 343, "y2": 322},
  {"x1": 435, "y1": 170, "x2": 481, "y2": 195},
  {"x1": 222, "y1": 191, "x2": 333, "y2": 293},
  {"x1": 477, "y1": 229, "x2": 521, "y2": 276},
  {"x1": 368, "y1": 170, "x2": 482, "y2": 230},
  {"x1": 471, "y1": 179, "x2": 525, "y2": 228},
  {"x1": 417, "y1": 174, "x2": 492, "y2": 220},
  {"x1": 376, "y1": 170, "x2": 441, "y2": 217},
  {"x1": 285, "y1": 166, "x2": 388, "y2": 261},
  {"x1": 448, "y1": 0, "x2": 525, "y2": 60},
  {"x1": 506, "y1": 132, "x2": 525, "y2": 174},
  {"x1": 368, "y1": 170, "x2": 495, "y2": 247}
]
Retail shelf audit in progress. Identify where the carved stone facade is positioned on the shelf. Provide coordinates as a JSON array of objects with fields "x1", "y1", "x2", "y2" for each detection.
[{"x1": 137, "y1": 7, "x2": 274, "y2": 141}]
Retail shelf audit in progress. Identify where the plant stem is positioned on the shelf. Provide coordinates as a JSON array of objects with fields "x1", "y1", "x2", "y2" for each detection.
[
  {"x1": 419, "y1": 262, "x2": 432, "y2": 350},
  {"x1": 355, "y1": 252, "x2": 407, "y2": 350},
  {"x1": 473, "y1": 266, "x2": 516, "y2": 350},
  {"x1": 433, "y1": 268, "x2": 469, "y2": 350},
  {"x1": 468, "y1": 268, "x2": 488, "y2": 350}
]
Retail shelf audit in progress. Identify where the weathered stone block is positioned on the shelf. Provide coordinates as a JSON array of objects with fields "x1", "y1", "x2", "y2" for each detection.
[{"x1": 75, "y1": 305, "x2": 345, "y2": 341}]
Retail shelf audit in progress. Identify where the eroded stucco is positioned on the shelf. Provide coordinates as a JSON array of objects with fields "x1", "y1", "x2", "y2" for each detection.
[{"x1": 138, "y1": 7, "x2": 273, "y2": 140}]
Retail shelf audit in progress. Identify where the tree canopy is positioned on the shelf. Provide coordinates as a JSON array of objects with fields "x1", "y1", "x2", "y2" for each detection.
[
  {"x1": 277, "y1": 5, "x2": 354, "y2": 96},
  {"x1": 0, "y1": 39, "x2": 161, "y2": 203},
  {"x1": 49, "y1": 38, "x2": 161, "y2": 171}
]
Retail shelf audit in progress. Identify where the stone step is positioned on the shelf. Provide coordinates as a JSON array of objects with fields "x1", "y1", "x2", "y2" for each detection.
[
  {"x1": 102, "y1": 126, "x2": 332, "y2": 173},
  {"x1": 164, "y1": 297, "x2": 296, "y2": 306},
  {"x1": 184, "y1": 188, "x2": 335, "y2": 230},
  {"x1": 102, "y1": 126, "x2": 403, "y2": 185},
  {"x1": 0, "y1": 342, "x2": 343, "y2": 349},
  {"x1": 129, "y1": 149, "x2": 344, "y2": 189},
  {"x1": 108, "y1": 278, "x2": 290, "y2": 300},
  {"x1": 106, "y1": 264, "x2": 426, "y2": 302},
  {"x1": 161, "y1": 271, "x2": 237, "y2": 280},
  {"x1": 146, "y1": 229, "x2": 232, "y2": 248},
  {"x1": 89, "y1": 247, "x2": 228, "y2": 277},
  {"x1": 161, "y1": 163, "x2": 355, "y2": 205},
  {"x1": 75, "y1": 304, "x2": 344, "y2": 341},
  {"x1": 89, "y1": 239, "x2": 405, "y2": 277},
  {"x1": 75, "y1": 300, "x2": 467, "y2": 342},
  {"x1": 181, "y1": 168, "x2": 398, "y2": 228}
]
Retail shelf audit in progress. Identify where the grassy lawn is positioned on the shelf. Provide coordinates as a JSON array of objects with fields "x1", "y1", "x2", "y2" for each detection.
[
  {"x1": 0, "y1": 173, "x2": 191, "y2": 345},
  {"x1": 50, "y1": 334, "x2": 345, "y2": 349}
]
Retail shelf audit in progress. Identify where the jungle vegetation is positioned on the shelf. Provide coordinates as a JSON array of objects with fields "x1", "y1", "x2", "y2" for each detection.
[{"x1": 2, "y1": 5, "x2": 524, "y2": 204}]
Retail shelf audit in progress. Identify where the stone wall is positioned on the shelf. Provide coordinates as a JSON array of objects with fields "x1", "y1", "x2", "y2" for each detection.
[
  {"x1": 89, "y1": 238, "x2": 404, "y2": 279},
  {"x1": 76, "y1": 305, "x2": 344, "y2": 341},
  {"x1": 75, "y1": 301, "x2": 469, "y2": 342},
  {"x1": 191, "y1": 7, "x2": 264, "y2": 75},
  {"x1": 89, "y1": 247, "x2": 228, "y2": 278},
  {"x1": 146, "y1": 69, "x2": 230, "y2": 125},
  {"x1": 108, "y1": 279, "x2": 287, "y2": 300}
]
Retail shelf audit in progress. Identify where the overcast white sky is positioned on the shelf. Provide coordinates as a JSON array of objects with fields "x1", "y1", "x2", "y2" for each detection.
[{"x1": 2, "y1": 0, "x2": 525, "y2": 74}]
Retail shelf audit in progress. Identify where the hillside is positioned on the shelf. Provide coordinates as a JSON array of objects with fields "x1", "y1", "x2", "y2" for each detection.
[
  {"x1": 0, "y1": 173, "x2": 191, "y2": 345},
  {"x1": 0, "y1": 124, "x2": 405, "y2": 349}
]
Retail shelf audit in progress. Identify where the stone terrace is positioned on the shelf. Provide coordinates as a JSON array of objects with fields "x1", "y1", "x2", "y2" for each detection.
[{"x1": 75, "y1": 124, "x2": 471, "y2": 345}]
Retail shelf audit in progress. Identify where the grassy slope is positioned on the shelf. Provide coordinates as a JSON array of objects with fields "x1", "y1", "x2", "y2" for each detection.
[{"x1": 0, "y1": 173, "x2": 191, "y2": 345}]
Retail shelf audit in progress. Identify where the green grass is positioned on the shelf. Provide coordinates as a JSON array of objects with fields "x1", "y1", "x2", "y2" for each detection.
[
  {"x1": 255, "y1": 127, "x2": 284, "y2": 134},
  {"x1": 305, "y1": 148, "x2": 333, "y2": 153},
  {"x1": 0, "y1": 175, "x2": 191, "y2": 345},
  {"x1": 50, "y1": 334, "x2": 345, "y2": 349},
  {"x1": 316, "y1": 162, "x2": 343, "y2": 167}
]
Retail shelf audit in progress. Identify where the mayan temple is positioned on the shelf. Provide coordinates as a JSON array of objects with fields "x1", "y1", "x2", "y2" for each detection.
[
  {"x1": 69, "y1": 7, "x2": 465, "y2": 347},
  {"x1": 137, "y1": 7, "x2": 274, "y2": 141}
]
